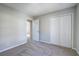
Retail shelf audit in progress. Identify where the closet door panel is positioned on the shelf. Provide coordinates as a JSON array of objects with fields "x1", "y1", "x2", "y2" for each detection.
[
  {"x1": 50, "y1": 17, "x2": 60, "y2": 45},
  {"x1": 60, "y1": 14, "x2": 72, "y2": 48}
]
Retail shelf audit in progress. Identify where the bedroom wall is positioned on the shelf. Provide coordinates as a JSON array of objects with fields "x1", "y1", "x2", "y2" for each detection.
[
  {"x1": 74, "y1": 4, "x2": 79, "y2": 54},
  {"x1": 0, "y1": 4, "x2": 28, "y2": 52}
]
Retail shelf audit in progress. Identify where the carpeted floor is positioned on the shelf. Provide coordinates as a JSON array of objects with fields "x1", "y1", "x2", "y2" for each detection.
[{"x1": 0, "y1": 39, "x2": 78, "y2": 56}]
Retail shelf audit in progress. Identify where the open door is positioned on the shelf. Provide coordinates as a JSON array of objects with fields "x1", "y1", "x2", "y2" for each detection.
[
  {"x1": 26, "y1": 20, "x2": 32, "y2": 40},
  {"x1": 32, "y1": 19, "x2": 39, "y2": 41}
]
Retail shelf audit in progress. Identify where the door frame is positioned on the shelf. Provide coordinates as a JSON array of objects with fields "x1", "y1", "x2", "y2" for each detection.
[{"x1": 27, "y1": 20, "x2": 32, "y2": 40}]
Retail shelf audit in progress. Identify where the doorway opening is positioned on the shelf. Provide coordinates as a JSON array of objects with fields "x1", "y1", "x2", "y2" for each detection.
[{"x1": 26, "y1": 20, "x2": 32, "y2": 40}]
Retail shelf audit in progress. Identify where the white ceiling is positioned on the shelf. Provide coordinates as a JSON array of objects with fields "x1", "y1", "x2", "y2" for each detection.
[{"x1": 3, "y1": 3, "x2": 76, "y2": 17}]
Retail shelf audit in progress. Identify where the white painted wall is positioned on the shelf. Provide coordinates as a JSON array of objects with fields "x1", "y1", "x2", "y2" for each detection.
[
  {"x1": 74, "y1": 4, "x2": 79, "y2": 54},
  {"x1": 38, "y1": 7, "x2": 75, "y2": 47},
  {"x1": 0, "y1": 4, "x2": 28, "y2": 52},
  {"x1": 39, "y1": 16, "x2": 50, "y2": 43}
]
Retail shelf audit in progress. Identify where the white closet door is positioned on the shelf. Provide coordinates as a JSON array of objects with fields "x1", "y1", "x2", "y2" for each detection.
[
  {"x1": 50, "y1": 17, "x2": 60, "y2": 45},
  {"x1": 60, "y1": 14, "x2": 72, "y2": 48},
  {"x1": 50, "y1": 14, "x2": 72, "y2": 48},
  {"x1": 32, "y1": 19, "x2": 39, "y2": 41}
]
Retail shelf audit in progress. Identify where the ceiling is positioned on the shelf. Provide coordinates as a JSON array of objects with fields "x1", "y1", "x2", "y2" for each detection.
[{"x1": 3, "y1": 3, "x2": 76, "y2": 17}]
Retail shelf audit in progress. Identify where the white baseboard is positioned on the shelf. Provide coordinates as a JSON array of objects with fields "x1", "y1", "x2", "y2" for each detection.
[
  {"x1": 39, "y1": 40, "x2": 50, "y2": 44},
  {"x1": 76, "y1": 50, "x2": 79, "y2": 55},
  {"x1": 0, "y1": 41, "x2": 27, "y2": 53},
  {"x1": 73, "y1": 48, "x2": 79, "y2": 55}
]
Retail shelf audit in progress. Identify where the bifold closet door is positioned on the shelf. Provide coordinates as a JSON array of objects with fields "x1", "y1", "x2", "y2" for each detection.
[
  {"x1": 50, "y1": 17, "x2": 60, "y2": 45},
  {"x1": 50, "y1": 14, "x2": 72, "y2": 48},
  {"x1": 60, "y1": 14, "x2": 72, "y2": 48}
]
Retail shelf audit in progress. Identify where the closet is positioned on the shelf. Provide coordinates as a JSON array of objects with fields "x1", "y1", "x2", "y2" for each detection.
[{"x1": 50, "y1": 13, "x2": 72, "y2": 48}]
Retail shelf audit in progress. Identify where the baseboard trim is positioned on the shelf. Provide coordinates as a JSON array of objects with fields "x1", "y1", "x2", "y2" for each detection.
[
  {"x1": 0, "y1": 41, "x2": 27, "y2": 53},
  {"x1": 39, "y1": 40, "x2": 50, "y2": 44},
  {"x1": 73, "y1": 48, "x2": 79, "y2": 55}
]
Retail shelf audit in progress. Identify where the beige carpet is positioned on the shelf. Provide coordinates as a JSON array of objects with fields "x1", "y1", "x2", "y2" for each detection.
[{"x1": 0, "y1": 40, "x2": 78, "y2": 56}]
